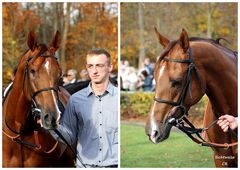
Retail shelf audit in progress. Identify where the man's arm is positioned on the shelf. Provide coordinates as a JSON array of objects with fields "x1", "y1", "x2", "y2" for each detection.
[{"x1": 50, "y1": 97, "x2": 79, "y2": 145}]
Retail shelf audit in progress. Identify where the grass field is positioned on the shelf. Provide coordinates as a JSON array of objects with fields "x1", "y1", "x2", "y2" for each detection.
[{"x1": 121, "y1": 123, "x2": 215, "y2": 168}]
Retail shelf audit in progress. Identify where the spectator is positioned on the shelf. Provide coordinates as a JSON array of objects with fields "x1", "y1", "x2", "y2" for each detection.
[
  {"x1": 62, "y1": 74, "x2": 70, "y2": 86},
  {"x1": 110, "y1": 69, "x2": 118, "y2": 87},
  {"x1": 126, "y1": 67, "x2": 138, "y2": 91},
  {"x1": 142, "y1": 58, "x2": 153, "y2": 92},
  {"x1": 120, "y1": 60, "x2": 130, "y2": 91},
  {"x1": 78, "y1": 69, "x2": 90, "y2": 82},
  {"x1": 66, "y1": 69, "x2": 77, "y2": 84}
]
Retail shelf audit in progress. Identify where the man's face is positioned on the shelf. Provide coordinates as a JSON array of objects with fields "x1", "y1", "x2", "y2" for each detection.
[{"x1": 86, "y1": 54, "x2": 112, "y2": 84}]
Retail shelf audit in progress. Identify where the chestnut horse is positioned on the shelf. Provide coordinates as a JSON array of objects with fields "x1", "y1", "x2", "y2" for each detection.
[
  {"x1": 145, "y1": 28, "x2": 237, "y2": 167},
  {"x1": 2, "y1": 31, "x2": 75, "y2": 167}
]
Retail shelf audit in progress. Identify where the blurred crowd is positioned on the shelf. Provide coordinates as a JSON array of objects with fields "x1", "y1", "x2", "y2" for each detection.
[
  {"x1": 62, "y1": 68, "x2": 118, "y2": 89},
  {"x1": 120, "y1": 57, "x2": 155, "y2": 92},
  {"x1": 62, "y1": 69, "x2": 90, "y2": 86}
]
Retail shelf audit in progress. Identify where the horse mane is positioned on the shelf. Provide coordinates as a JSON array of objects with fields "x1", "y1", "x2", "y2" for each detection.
[
  {"x1": 13, "y1": 44, "x2": 48, "y2": 76},
  {"x1": 158, "y1": 37, "x2": 237, "y2": 62},
  {"x1": 189, "y1": 37, "x2": 237, "y2": 57}
]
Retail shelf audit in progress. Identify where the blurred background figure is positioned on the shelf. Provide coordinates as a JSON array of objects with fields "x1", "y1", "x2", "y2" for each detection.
[
  {"x1": 67, "y1": 69, "x2": 77, "y2": 84},
  {"x1": 120, "y1": 60, "x2": 130, "y2": 91},
  {"x1": 126, "y1": 67, "x2": 138, "y2": 91},
  {"x1": 110, "y1": 69, "x2": 118, "y2": 87},
  {"x1": 142, "y1": 58, "x2": 153, "y2": 92},
  {"x1": 62, "y1": 74, "x2": 70, "y2": 86},
  {"x1": 78, "y1": 69, "x2": 90, "y2": 82}
]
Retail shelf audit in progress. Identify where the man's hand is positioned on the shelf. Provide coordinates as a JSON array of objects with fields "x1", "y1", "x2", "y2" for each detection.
[{"x1": 217, "y1": 115, "x2": 237, "y2": 132}]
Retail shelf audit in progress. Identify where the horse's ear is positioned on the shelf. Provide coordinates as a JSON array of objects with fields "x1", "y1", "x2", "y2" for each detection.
[
  {"x1": 49, "y1": 30, "x2": 60, "y2": 51},
  {"x1": 154, "y1": 27, "x2": 169, "y2": 49},
  {"x1": 179, "y1": 28, "x2": 189, "y2": 52},
  {"x1": 27, "y1": 31, "x2": 38, "y2": 51}
]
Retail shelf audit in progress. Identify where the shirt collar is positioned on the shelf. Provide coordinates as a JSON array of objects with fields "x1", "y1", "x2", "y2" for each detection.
[{"x1": 86, "y1": 81, "x2": 115, "y2": 97}]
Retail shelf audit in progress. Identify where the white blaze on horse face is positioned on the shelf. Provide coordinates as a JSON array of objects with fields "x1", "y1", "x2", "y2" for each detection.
[
  {"x1": 159, "y1": 65, "x2": 166, "y2": 77},
  {"x1": 51, "y1": 90, "x2": 61, "y2": 123},
  {"x1": 150, "y1": 101, "x2": 159, "y2": 143},
  {"x1": 44, "y1": 60, "x2": 50, "y2": 75}
]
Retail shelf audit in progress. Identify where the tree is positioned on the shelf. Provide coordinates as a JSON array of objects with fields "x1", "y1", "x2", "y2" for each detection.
[{"x1": 138, "y1": 3, "x2": 145, "y2": 69}]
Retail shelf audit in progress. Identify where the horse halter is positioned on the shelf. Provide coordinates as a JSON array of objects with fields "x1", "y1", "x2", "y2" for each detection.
[{"x1": 154, "y1": 48, "x2": 199, "y2": 118}]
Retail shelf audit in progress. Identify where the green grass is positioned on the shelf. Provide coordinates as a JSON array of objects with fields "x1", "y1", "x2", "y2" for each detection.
[{"x1": 121, "y1": 124, "x2": 215, "y2": 168}]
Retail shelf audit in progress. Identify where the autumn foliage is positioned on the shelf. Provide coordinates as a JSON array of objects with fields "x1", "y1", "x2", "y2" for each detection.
[{"x1": 2, "y1": 2, "x2": 118, "y2": 86}]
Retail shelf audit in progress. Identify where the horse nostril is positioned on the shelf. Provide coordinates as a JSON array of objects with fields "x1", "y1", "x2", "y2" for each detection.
[
  {"x1": 151, "y1": 130, "x2": 159, "y2": 138},
  {"x1": 44, "y1": 114, "x2": 49, "y2": 122}
]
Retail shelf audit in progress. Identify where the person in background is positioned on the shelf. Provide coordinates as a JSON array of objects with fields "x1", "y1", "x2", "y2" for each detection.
[
  {"x1": 126, "y1": 67, "x2": 138, "y2": 91},
  {"x1": 142, "y1": 57, "x2": 153, "y2": 92},
  {"x1": 120, "y1": 60, "x2": 130, "y2": 91},
  {"x1": 62, "y1": 74, "x2": 70, "y2": 86},
  {"x1": 78, "y1": 69, "x2": 90, "y2": 82},
  {"x1": 67, "y1": 69, "x2": 77, "y2": 84}
]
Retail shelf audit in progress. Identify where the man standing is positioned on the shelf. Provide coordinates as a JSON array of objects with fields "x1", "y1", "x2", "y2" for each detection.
[{"x1": 55, "y1": 48, "x2": 118, "y2": 167}]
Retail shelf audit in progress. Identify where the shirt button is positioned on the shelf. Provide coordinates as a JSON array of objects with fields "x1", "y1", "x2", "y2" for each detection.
[
  {"x1": 100, "y1": 111, "x2": 102, "y2": 114},
  {"x1": 100, "y1": 136, "x2": 102, "y2": 139},
  {"x1": 99, "y1": 161, "x2": 101, "y2": 163},
  {"x1": 99, "y1": 99, "x2": 101, "y2": 102},
  {"x1": 100, "y1": 124, "x2": 102, "y2": 126},
  {"x1": 100, "y1": 148, "x2": 102, "y2": 151}
]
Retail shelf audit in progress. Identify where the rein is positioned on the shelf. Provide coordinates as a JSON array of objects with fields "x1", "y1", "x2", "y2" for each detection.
[
  {"x1": 54, "y1": 129, "x2": 87, "y2": 168},
  {"x1": 171, "y1": 116, "x2": 238, "y2": 148},
  {"x1": 154, "y1": 47, "x2": 238, "y2": 148}
]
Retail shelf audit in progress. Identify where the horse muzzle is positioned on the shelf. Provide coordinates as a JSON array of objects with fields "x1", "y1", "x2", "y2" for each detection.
[
  {"x1": 40, "y1": 111, "x2": 60, "y2": 130},
  {"x1": 146, "y1": 120, "x2": 174, "y2": 144}
]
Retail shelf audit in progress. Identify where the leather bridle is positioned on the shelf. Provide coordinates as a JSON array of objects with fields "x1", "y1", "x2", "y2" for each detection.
[
  {"x1": 154, "y1": 48, "x2": 197, "y2": 117},
  {"x1": 154, "y1": 48, "x2": 237, "y2": 148},
  {"x1": 3, "y1": 54, "x2": 87, "y2": 167},
  {"x1": 4, "y1": 54, "x2": 60, "y2": 135}
]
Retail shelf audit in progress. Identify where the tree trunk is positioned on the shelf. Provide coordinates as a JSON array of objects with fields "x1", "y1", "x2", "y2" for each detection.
[
  {"x1": 138, "y1": 3, "x2": 145, "y2": 69},
  {"x1": 91, "y1": 7, "x2": 98, "y2": 49},
  {"x1": 60, "y1": 2, "x2": 71, "y2": 73},
  {"x1": 207, "y1": 4, "x2": 212, "y2": 38},
  {"x1": 206, "y1": 4, "x2": 217, "y2": 38}
]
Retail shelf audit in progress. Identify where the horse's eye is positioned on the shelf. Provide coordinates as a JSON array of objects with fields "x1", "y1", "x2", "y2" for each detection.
[
  {"x1": 170, "y1": 79, "x2": 183, "y2": 88},
  {"x1": 30, "y1": 69, "x2": 36, "y2": 75}
]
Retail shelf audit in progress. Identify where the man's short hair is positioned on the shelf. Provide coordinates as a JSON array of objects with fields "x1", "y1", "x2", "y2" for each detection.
[{"x1": 87, "y1": 48, "x2": 111, "y2": 64}]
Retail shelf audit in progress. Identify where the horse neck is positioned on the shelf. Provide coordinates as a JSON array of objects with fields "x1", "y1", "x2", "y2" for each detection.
[
  {"x1": 3, "y1": 67, "x2": 31, "y2": 133},
  {"x1": 192, "y1": 42, "x2": 237, "y2": 117}
]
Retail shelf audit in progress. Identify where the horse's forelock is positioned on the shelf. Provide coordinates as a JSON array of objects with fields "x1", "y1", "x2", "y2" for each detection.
[{"x1": 38, "y1": 44, "x2": 48, "y2": 55}]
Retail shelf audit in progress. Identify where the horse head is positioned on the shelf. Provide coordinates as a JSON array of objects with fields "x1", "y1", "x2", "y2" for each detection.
[
  {"x1": 13, "y1": 31, "x2": 62, "y2": 130},
  {"x1": 145, "y1": 28, "x2": 205, "y2": 144}
]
